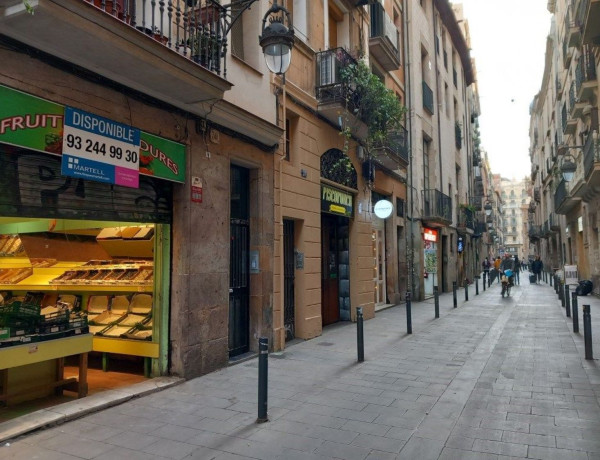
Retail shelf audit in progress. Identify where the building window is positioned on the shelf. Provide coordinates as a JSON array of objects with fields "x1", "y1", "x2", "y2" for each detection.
[{"x1": 291, "y1": 0, "x2": 308, "y2": 42}]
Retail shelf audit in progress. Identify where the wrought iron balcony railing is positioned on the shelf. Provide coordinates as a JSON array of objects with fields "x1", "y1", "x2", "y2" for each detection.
[
  {"x1": 370, "y1": 126, "x2": 409, "y2": 169},
  {"x1": 422, "y1": 81, "x2": 434, "y2": 114},
  {"x1": 422, "y1": 189, "x2": 452, "y2": 222},
  {"x1": 455, "y1": 123, "x2": 462, "y2": 149},
  {"x1": 554, "y1": 179, "x2": 569, "y2": 211},
  {"x1": 86, "y1": 0, "x2": 227, "y2": 75},
  {"x1": 369, "y1": 2, "x2": 400, "y2": 70},
  {"x1": 457, "y1": 206, "x2": 475, "y2": 231},
  {"x1": 583, "y1": 130, "x2": 599, "y2": 179},
  {"x1": 528, "y1": 224, "x2": 542, "y2": 240},
  {"x1": 315, "y1": 48, "x2": 357, "y2": 106}
]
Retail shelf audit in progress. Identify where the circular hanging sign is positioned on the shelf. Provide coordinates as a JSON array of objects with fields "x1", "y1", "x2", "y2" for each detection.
[{"x1": 374, "y1": 199, "x2": 393, "y2": 219}]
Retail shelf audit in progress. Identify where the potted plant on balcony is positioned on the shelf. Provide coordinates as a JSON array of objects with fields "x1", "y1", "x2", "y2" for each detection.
[
  {"x1": 339, "y1": 59, "x2": 406, "y2": 177},
  {"x1": 191, "y1": 32, "x2": 218, "y2": 68}
]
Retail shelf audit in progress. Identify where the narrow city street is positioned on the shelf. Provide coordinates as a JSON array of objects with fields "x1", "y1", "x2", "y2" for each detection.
[{"x1": 1, "y1": 278, "x2": 599, "y2": 460}]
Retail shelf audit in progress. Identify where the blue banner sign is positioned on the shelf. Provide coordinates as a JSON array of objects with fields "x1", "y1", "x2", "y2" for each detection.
[{"x1": 62, "y1": 107, "x2": 140, "y2": 188}]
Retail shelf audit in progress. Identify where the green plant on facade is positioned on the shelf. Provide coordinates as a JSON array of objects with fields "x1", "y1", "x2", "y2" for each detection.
[
  {"x1": 339, "y1": 60, "x2": 407, "y2": 157},
  {"x1": 459, "y1": 203, "x2": 477, "y2": 213}
]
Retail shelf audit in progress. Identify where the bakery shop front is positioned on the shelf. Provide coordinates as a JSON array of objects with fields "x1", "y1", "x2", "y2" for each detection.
[{"x1": 0, "y1": 85, "x2": 184, "y2": 407}]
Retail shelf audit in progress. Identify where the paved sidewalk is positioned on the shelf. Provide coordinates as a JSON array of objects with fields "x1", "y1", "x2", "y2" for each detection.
[{"x1": 1, "y1": 279, "x2": 599, "y2": 460}]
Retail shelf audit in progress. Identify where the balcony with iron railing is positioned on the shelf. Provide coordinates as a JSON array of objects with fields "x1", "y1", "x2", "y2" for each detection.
[
  {"x1": 565, "y1": 83, "x2": 578, "y2": 135},
  {"x1": 528, "y1": 224, "x2": 542, "y2": 241},
  {"x1": 455, "y1": 123, "x2": 462, "y2": 149},
  {"x1": 534, "y1": 186, "x2": 541, "y2": 202},
  {"x1": 554, "y1": 178, "x2": 581, "y2": 214},
  {"x1": 549, "y1": 211, "x2": 560, "y2": 231},
  {"x1": 370, "y1": 126, "x2": 409, "y2": 171},
  {"x1": 422, "y1": 81, "x2": 434, "y2": 114},
  {"x1": 565, "y1": 3, "x2": 582, "y2": 48},
  {"x1": 457, "y1": 205, "x2": 476, "y2": 234},
  {"x1": 563, "y1": 36, "x2": 573, "y2": 67},
  {"x1": 369, "y1": 2, "x2": 400, "y2": 71},
  {"x1": 575, "y1": 45, "x2": 597, "y2": 102},
  {"x1": 581, "y1": 0, "x2": 600, "y2": 46},
  {"x1": 583, "y1": 130, "x2": 600, "y2": 196},
  {"x1": 315, "y1": 48, "x2": 367, "y2": 137},
  {"x1": 422, "y1": 189, "x2": 452, "y2": 226}
]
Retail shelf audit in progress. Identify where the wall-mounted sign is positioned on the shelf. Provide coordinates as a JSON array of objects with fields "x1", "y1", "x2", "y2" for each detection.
[
  {"x1": 0, "y1": 84, "x2": 186, "y2": 184},
  {"x1": 0, "y1": 85, "x2": 63, "y2": 155},
  {"x1": 457, "y1": 236, "x2": 464, "y2": 253},
  {"x1": 140, "y1": 131, "x2": 185, "y2": 183},
  {"x1": 564, "y1": 264, "x2": 578, "y2": 286},
  {"x1": 191, "y1": 176, "x2": 203, "y2": 203},
  {"x1": 423, "y1": 228, "x2": 438, "y2": 243},
  {"x1": 321, "y1": 184, "x2": 353, "y2": 217},
  {"x1": 374, "y1": 199, "x2": 393, "y2": 219},
  {"x1": 62, "y1": 106, "x2": 140, "y2": 188}
]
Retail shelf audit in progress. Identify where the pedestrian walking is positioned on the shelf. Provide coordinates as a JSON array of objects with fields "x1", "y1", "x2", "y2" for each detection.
[
  {"x1": 494, "y1": 257, "x2": 502, "y2": 283},
  {"x1": 514, "y1": 255, "x2": 521, "y2": 285},
  {"x1": 532, "y1": 255, "x2": 543, "y2": 284}
]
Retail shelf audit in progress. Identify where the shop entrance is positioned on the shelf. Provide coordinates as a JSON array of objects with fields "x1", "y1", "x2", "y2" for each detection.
[
  {"x1": 229, "y1": 165, "x2": 249, "y2": 357},
  {"x1": 372, "y1": 225, "x2": 386, "y2": 306},
  {"x1": 321, "y1": 214, "x2": 350, "y2": 325},
  {"x1": 283, "y1": 219, "x2": 295, "y2": 341}
]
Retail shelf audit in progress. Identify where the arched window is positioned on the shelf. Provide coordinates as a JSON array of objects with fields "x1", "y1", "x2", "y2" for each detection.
[{"x1": 320, "y1": 148, "x2": 357, "y2": 189}]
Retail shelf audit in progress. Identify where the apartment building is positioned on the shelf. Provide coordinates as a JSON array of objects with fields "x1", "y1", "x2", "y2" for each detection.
[
  {"x1": 273, "y1": 0, "x2": 409, "y2": 348},
  {"x1": 529, "y1": 0, "x2": 599, "y2": 291},
  {"x1": 500, "y1": 178, "x2": 531, "y2": 261},
  {"x1": 404, "y1": 0, "x2": 479, "y2": 299}
]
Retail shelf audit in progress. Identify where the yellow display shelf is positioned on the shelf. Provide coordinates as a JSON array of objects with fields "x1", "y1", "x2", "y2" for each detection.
[
  {"x1": 0, "y1": 334, "x2": 92, "y2": 370},
  {"x1": 92, "y1": 337, "x2": 159, "y2": 358}
]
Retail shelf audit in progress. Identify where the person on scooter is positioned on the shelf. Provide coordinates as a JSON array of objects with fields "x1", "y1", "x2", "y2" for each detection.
[{"x1": 500, "y1": 254, "x2": 515, "y2": 289}]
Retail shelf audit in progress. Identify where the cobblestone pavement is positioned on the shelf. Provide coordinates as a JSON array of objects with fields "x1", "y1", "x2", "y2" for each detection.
[{"x1": 1, "y1": 278, "x2": 599, "y2": 460}]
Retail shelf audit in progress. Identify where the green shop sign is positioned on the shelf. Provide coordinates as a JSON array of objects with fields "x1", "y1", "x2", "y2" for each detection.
[
  {"x1": 0, "y1": 85, "x2": 185, "y2": 183},
  {"x1": 321, "y1": 184, "x2": 353, "y2": 217}
]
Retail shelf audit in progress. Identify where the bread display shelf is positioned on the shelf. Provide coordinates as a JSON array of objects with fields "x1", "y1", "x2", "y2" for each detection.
[{"x1": 1, "y1": 262, "x2": 154, "y2": 293}]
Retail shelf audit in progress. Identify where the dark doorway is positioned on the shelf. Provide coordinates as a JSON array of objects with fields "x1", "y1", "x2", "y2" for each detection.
[
  {"x1": 442, "y1": 234, "x2": 448, "y2": 292},
  {"x1": 229, "y1": 165, "x2": 249, "y2": 357},
  {"x1": 283, "y1": 219, "x2": 295, "y2": 341},
  {"x1": 321, "y1": 215, "x2": 350, "y2": 325}
]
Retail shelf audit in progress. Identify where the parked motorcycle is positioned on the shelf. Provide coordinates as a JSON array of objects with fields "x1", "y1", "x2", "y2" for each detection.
[{"x1": 501, "y1": 269, "x2": 514, "y2": 298}]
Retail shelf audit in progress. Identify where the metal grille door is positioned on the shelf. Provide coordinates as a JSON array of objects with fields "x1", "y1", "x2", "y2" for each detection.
[
  {"x1": 229, "y1": 219, "x2": 249, "y2": 357},
  {"x1": 229, "y1": 165, "x2": 249, "y2": 357},
  {"x1": 283, "y1": 219, "x2": 295, "y2": 341}
]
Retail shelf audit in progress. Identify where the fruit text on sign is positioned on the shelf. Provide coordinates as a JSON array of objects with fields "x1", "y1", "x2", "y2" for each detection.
[{"x1": 61, "y1": 107, "x2": 140, "y2": 188}]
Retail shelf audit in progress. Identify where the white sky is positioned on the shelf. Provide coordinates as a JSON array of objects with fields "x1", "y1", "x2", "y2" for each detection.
[{"x1": 455, "y1": 0, "x2": 552, "y2": 180}]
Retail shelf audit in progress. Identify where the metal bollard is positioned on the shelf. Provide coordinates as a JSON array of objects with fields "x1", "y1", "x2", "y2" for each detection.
[
  {"x1": 434, "y1": 286, "x2": 439, "y2": 319},
  {"x1": 465, "y1": 280, "x2": 469, "y2": 301},
  {"x1": 357, "y1": 307, "x2": 364, "y2": 362},
  {"x1": 453, "y1": 281, "x2": 457, "y2": 308},
  {"x1": 572, "y1": 292, "x2": 579, "y2": 334},
  {"x1": 483, "y1": 272, "x2": 487, "y2": 291},
  {"x1": 257, "y1": 337, "x2": 269, "y2": 423},
  {"x1": 550, "y1": 273, "x2": 553, "y2": 287},
  {"x1": 565, "y1": 284, "x2": 571, "y2": 317},
  {"x1": 583, "y1": 305, "x2": 593, "y2": 360},
  {"x1": 475, "y1": 276, "x2": 480, "y2": 295},
  {"x1": 406, "y1": 292, "x2": 412, "y2": 334},
  {"x1": 560, "y1": 283, "x2": 565, "y2": 307}
]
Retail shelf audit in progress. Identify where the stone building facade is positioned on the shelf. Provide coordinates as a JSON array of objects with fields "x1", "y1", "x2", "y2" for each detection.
[{"x1": 529, "y1": 0, "x2": 600, "y2": 292}]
